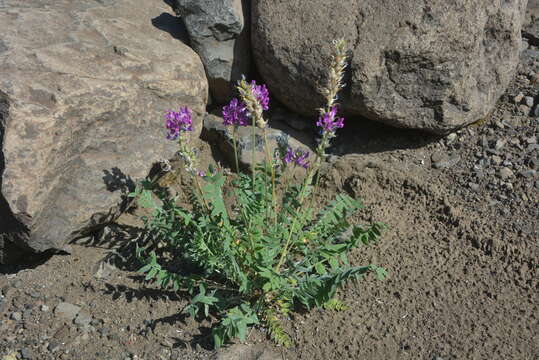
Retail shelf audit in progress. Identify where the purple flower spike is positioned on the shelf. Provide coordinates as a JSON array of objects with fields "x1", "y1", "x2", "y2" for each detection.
[
  {"x1": 283, "y1": 146, "x2": 310, "y2": 169},
  {"x1": 316, "y1": 106, "x2": 345, "y2": 134},
  {"x1": 283, "y1": 147, "x2": 295, "y2": 165},
  {"x1": 295, "y1": 150, "x2": 310, "y2": 169},
  {"x1": 165, "y1": 107, "x2": 193, "y2": 140},
  {"x1": 250, "y1": 80, "x2": 270, "y2": 111},
  {"x1": 222, "y1": 98, "x2": 249, "y2": 126}
]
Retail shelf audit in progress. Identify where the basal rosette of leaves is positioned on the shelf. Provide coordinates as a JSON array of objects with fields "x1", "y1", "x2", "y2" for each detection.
[{"x1": 130, "y1": 39, "x2": 387, "y2": 349}]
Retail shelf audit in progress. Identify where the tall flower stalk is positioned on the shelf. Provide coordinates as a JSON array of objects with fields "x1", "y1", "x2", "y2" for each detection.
[{"x1": 275, "y1": 39, "x2": 348, "y2": 272}]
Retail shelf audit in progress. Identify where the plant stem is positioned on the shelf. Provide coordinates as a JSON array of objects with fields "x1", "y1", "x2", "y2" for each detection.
[
  {"x1": 262, "y1": 129, "x2": 277, "y2": 224},
  {"x1": 274, "y1": 164, "x2": 316, "y2": 273},
  {"x1": 251, "y1": 120, "x2": 256, "y2": 189},
  {"x1": 232, "y1": 127, "x2": 240, "y2": 174}
]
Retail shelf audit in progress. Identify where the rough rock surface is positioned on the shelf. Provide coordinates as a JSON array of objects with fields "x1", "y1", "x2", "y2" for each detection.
[
  {"x1": 0, "y1": 0, "x2": 208, "y2": 263},
  {"x1": 202, "y1": 113, "x2": 310, "y2": 172},
  {"x1": 524, "y1": 0, "x2": 539, "y2": 44},
  {"x1": 252, "y1": 0, "x2": 527, "y2": 134},
  {"x1": 175, "y1": 0, "x2": 250, "y2": 104}
]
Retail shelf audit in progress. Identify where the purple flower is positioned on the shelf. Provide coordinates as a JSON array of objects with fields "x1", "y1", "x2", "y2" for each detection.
[
  {"x1": 250, "y1": 80, "x2": 270, "y2": 111},
  {"x1": 222, "y1": 98, "x2": 249, "y2": 126},
  {"x1": 283, "y1": 146, "x2": 310, "y2": 169},
  {"x1": 316, "y1": 107, "x2": 345, "y2": 134},
  {"x1": 165, "y1": 107, "x2": 193, "y2": 140}
]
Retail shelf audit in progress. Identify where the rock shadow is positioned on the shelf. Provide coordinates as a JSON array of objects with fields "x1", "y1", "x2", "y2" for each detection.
[
  {"x1": 102, "y1": 167, "x2": 136, "y2": 194},
  {"x1": 151, "y1": 13, "x2": 190, "y2": 46},
  {"x1": 330, "y1": 115, "x2": 441, "y2": 156}
]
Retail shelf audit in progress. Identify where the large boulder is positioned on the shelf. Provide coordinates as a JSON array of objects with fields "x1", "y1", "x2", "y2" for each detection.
[
  {"x1": 252, "y1": 0, "x2": 527, "y2": 134},
  {"x1": 524, "y1": 0, "x2": 539, "y2": 43},
  {"x1": 175, "y1": 0, "x2": 250, "y2": 104},
  {"x1": 0, "y1": 0, "x2": 208, "y2": 263}
]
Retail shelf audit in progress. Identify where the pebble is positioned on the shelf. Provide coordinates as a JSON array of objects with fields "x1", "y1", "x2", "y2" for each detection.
[
  {"x1": 519, "y1": 169, "x2": 537, "y2": 178},
  {"x1": 535, "y1": 180, "x2": 539, "y2": 189},
  {"x1": 498, "y1": 167, "x2": 514, "y2": 180},
  {"x1": 41, "y1": 304, "x2": 49, "y2": 312},
  {"x1": 527, "y1": 144, "x2": 539, "y2": 152},
  {"x1": 74, "y1": 311, "x2": 92, "y2": 327},
  {"x1": 491, "y1": 155, "x2": 503, "y2": 166},
  {"x1": 525, "y1": 136, "x2": 537, "y2": 144},
  {"x1": 534, "y1": 105, "x2": 539, "y2": 117},
  {"x1": 11, "y1": 311, "x2": 22, "y2": 321},
  {"x1": 469, "y1": 182, "x2": 480, "y2": 192},
  {"x1": 54, "y1": 302, "x2": 81, "y2": 322},
  {"x1": 518, "y1": 104, "x2": 530, "y2": 114},
  {"x1": 446, "y1": 133, "x2": 457, "y2": 144},
  {"x1": 494, "y1": 139, "x2": 506, "y2": 151},
  {"x1": 514, "y1": 92, "x2": 524, "y2": 104},
  {"x1": 47, "y1": 341, "x2": 61, "y2": 353},
  {"x1": 20, "y1": 348, "x2": 31, "y2": 359},
  {"x1": 431, "y1": 152, "x2": 461, "y2": 169},
  {"x1": 524, "y1": 96, "x2": 535, "y2": 108}
]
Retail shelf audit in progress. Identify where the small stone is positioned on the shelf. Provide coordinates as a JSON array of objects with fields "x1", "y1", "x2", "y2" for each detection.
[
  {"x1": 524, "y1": 96, "x2": 535, "y2": 107},
  {"x1": 20, "y1": 348, "x2": 32, "y2": 359},
  {"x1": 498, "y1": 167, "x2": 514, "y2": 180},
  {"x1": 47, "y1": 341, "x2": 61, "y2": 353},
  {"x1": 54, "y1": 302, "x2": 80, "y2": 322},
  {"x1": 525, "y1": 136, "x2": 537, "y2": 144},
  {"x1": 74, "y1": 311, "x2": 92, "y2": 327},
  {"x1": 519, "y1": 170, "x2": 537, "y2": 178},
  {"x1": 527, "y1": 144, "x2": 539, "y2": 152},
  {"x1": 494, "y1": 139, "x2": 506, "y2": 151},
  {"x1": 534, "y1": 105, "x2": 539, "y2": 117},
  {"x1": 41, "y1": 304, "x2": 49, "y2": 312},
  {"x1": 491, "y1": 155, "x2": 503, "y2": 166},
  {"x1": 11, "y1": 311, "x2": 22, "y2": 321},
  {"x1": 518, "y1": 104, "x2": 530, "y2": 114},
  {"x1": 446, "y1": 133, "x2": 457, "y2": 144},
  {"x1": 535, "y1": 180, "x2": 539, "y2": 189},
  {"x1": 514, "y1": 92, "x2": 524, "y2": 104},
  {"x1": 468, "y1": 183, "x2": 480, "y2": 192},
  {"x1": 1, "y1": 353, "x2": 18, "y2": 360}
]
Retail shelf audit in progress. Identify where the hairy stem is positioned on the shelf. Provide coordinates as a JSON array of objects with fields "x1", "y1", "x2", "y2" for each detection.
[{"x1": 232, "y1": 127, "x2": 240, "y2": 174}]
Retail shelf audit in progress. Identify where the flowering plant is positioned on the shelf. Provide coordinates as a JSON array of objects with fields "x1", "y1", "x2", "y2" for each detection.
[{"x1": 130, "y1": 40, "x2": 385, "y2": 348}]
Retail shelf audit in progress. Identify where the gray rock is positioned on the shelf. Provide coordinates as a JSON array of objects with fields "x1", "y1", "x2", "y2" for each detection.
[
  {"x1": 519, "y1": 169, "x2": 537, "y2": 178},
  {"x1": 514, "y1": 92, "x2": 525, "y2": 104},
  {"x1": 524, "y1": 96, "x2": 535, "y2": 107},
  {"x1": 93, "y1": 260, "x2": 116, "y2": 281},
  {"x1": 40, "y1": 304, "x2": 49, "y2": 312},
  {"x1": 0, "y1": 0, "x2": 208, "y2": 263},
  {"x1": 535, "y1": 180, "x2": 539, "y2": 189},
  {"x1": 431, "y1": 152, "x2": 460, "y2": 169},
  {"x1": 491, "y1": 155, "x2": 503, "y2": 166},
  {"x1": 74, "y1": 310, "x2": 92, "y2": 327},
  {"x1": 252, "y1": 0, "x2": 526, "y2": 134},
  {"x1": 202, "y1": 113, "x2": 309, "y2": 172},
  {"x1": 47, "y1": 341, "x2": 61, "y2": 353},
  {"x1": 498, "y1": 167, "x2": 515, "y2": 180},
  {"x1": 54, "y1": 302, "x2": 80, "y2": 322},
  {"x1": 518, "y1": 104, "x2": 531, "y2": 114},
  {"x1": 534, "y1": 104, "x2": 539, "y2": 117},
  {"x1": 176, "y1": 0, "x2": 250, "y2": 103},
  {"x1": 20, "y1": 348, "x2": 31, "y2": 360},
  {"x1": 10, "y1": 311, "x2": 21, "y2": 321}
]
